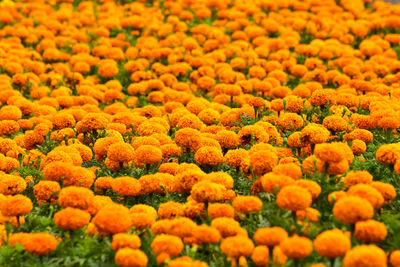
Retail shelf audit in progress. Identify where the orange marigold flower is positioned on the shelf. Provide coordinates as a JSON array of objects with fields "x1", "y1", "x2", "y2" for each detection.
[
  {"x1": 33, "y1": 181, "x2": 60, "y2": 205},
  {"x1": 190, "y1": 181, "x2": 224, "y2": 203},
  {"x1": 224, "y1": 148, "x2": 248, "y2": 168},
  {"x1": 0, "y1": 174, "x2": 26, "y2": 195},
  {"x1": 115, "y1": 248, "x2": 148, "y2": 267},
  {"x1": 135, "y1": 145, "x2": 163, "y2": 165},
  {"x1": 296, "y1": 207, "x2": 320, "y2": 222},
  {"x1": 323, "y1": 115, "x2": 348, "y2": 132},
  {"x1": 129, "y1": 205, "x2": 156, "y2": 230},
  {"x1": 94, "y1": 176, "x2": 114, "y2": 193},
  {"x1": 280, "y1": 235, "x2": 313, "y2": 260},
  {"x1": 273, "y1": 163, "x2": 302, "y2": 180},
  {"x1": 112, "y1": 177, "x2": 142, "y2": 197},
  {"x1": 314, "y1": 229, "x2": 351, "y2": 258},
  {"x1": 0, "y1": 194, "x2": 32, "y2": 217},
  {"x1": 253, "y1": 227, "x2": 288, "y2": 247},
  {"x1": 251, "y1": 245, "x2": 269, "y2": 267},
  {"x1": 342, "y1": 171, "x2": 373, "y2": 188},
  {"x1": 207, "y1": 203, "x2": 235, "y2": 219},
  {"x1": 333, "y1": 196, "x2": 374, "y2": 224},
  {"x1": 276, "y1": 185, "x2": 312, "y2": 211},
  {"x1": 174, "y1": 128, "x2": 202, "y2": 152},
  {"x1": 301, "y1": 123, "x2": 330, "y2": 144},
  {"x1": 261, "y1": 172, "x2": 295, "y2": 194},
  {"x1": 193, "y1": 225, "x2": 221, "y2": 245},
  {"x1": 151, "y1": 234, "x2": 183, "y2": 257},
  {"x1": 295, "y1": 179, "x2": 321, "y2": 201},
  {"x1": 98, "y1": 59, "x2": 119, "y2": 79},
  {"x1": 158, "y1": 201, "x2": 185, "y2": 219},
  {"x1": 111, "y1": 233, "x2": 141, "y2": 251},
  {"x1": 58, "y1": 186, "x2": 94, "y2": 210},
  {"x1": 370, "y1": 181, "x2": 396, "y2": 204},
  {"x1": 352, "y1": 139, "x2": 366, "y2": 155},
  {"x1": 211, "y1": 217, "x2": 241, "y2": 237},
  {"x1": 93, "y1": 204, "x2": 132, "y2": 235},
  {"x1": 194, "y1": 146, "x2": 223, "y2": 166},
  {"x1": 54, "y1": 207, "x2": 91, "y2": 230},
  {"x1": 376, "y1": 143, "x2": 400, "y2": 165},
  {"x1": 176, "y1": 170, "x2": 206, "y2": 192},
  {"x1": 347, "y1": 184, "x2": 384, "y2": 210},
  {"x1": 107, "y1": 143, "x2": 135, "y2": 163},
  {"x1": 390, "y1": 250, "x2": 400, "y2": 267},
  {"x1": 354, "y1": 219, "x2": 387, "y2": 243},
  {"x1": 220, "y1": 235, "x2": 254, "y2": 258},
  {"x1": 9, "y1": 233, "x2": 58, "y2": 256},
  {"x1": 250, "y1": 150, "x2": 279, "y2": 176},
  {"x1": 232, "y1": 195, "x2": 262, "y2": 215},
  {"x1": 314, "y1": 142, "x2": 346, "y2": 163},
  {"x1": 343, "y1": 245, "x2": 386, "y2": 267}
]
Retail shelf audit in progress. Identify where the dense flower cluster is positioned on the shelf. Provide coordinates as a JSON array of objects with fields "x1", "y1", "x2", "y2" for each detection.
[{"x1": 0, "y1": 0, "x2": 399, "y2": 266}]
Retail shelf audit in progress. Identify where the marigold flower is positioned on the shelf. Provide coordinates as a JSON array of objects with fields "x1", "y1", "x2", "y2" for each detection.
[
  {"x1": 220, "y1": 235, "x2": 254, "y2": 258},
  {"x1": 251, "y1": 245, "x2": 269, "y2": 267},
  {"x1": 314, "y1": 142, "x2": 346, "y2": 163},
  {"x1": 58, "y1": 186, "x2": 94, "y2": 210},
  {"x1": 207, "y1": 203, "x2": 235, "y2": 219},
  {"x1": 93, "y1": 204, "x2": 132, "y2": 235},
  {"x1": 0, "y1": 174, "x2": 26, "y2": 195},
  {"x1": 254, "y1": 227, "x2": 288, "y2": 247},
  {"x1": 194, "y1": 146, "x2": 223, "y2": 166},
  {"x1": 261, "y1": 172, "x2": 295, "y2": 194},
  {"x1": 370, "y1": 181, "x2": 396, "y2": 204},
  {"x1": 347, "y1": 184, "x2": 384, "y2": 209},
  {"x1": 130, "y1": 204, "x2": 157, "y2": 230},
  {"x1": 342, "y1": 171, "x2": 373, "y2": 188},
  {"x1": 232, "y1": 196, "x2": 262, "y2": 215},
  {"x1": 176, "y1": 170, "x2": 206, "y2": 192},
  {"x1": 211, "y1": 217, "x2": 241, "y2": 237},
  {"x1": 112, "y1": 177, "x2": 142, "y2": 197},
  {"x1": 151, "y1": 234, "x2": 183, "y2": 257},
  {"x1": 272, "y1": 246, "x2": 288, "y2": 266},
  {"x1": 158, "y1": 201, "x2": 185, "y2": 219},
  {"x1": 204, "y1": 172, "x2": 234, "y2": 189},
  {"x1": 86, "y1": 196, "x2": 113, "y2": 216},
  {"x1": 0, "y1": 194, "x2": 32, "y2": 217},
  {"x1": 216, "y1": 130, "x2": 239, "y2": 149},
  {"x1": 115, "y1": 248, "x2": 148, "y2": 267},
  {"x1": 54, "y1": 207, "x2": 91, "y2": 230},
  {"x1": 107, "y1": 143, "x2": 135, "y2": 163},
  {"x1": 192, "y1": 225, "x2": 221, "y2": 245},
  {"x1": 295, "y1": 179, "x2": 321, "y2": 201},
  {"x1": 98, "y1": 59, "x2": 119, "y2": 79},
  {"x1": 168, "y1": 217, "x2": 197, "y2": 238},
  {"x1": 224, "y1": 148, "x2": 248, "y2": 168},
  {"x1": 354, "y1": 219, "x2": 387, "y2": 243},
  {"x1": 343, "y1": 245, "x2": 386, "y2": 267},
  {"x1": 333, "y1": 196, "x2": 374, "y2": 224},
  {"x1": 135, "y1": 145, "x2": 162, "y2": 165},
  {"x1": 250, "y1": 149, "x2": 279, "y2": 176},
  {"x1": 33, "y1": 181, "x2": 60, "y2": 205},
  {"x1": 376, "y1": 143, "x2": 400, "y2": 165},
  {"x1": 9, "y1": 233, "x2": 58, "y2": 255},
  {"x1": 296, "y1": 207, "x2": 320, "y2": 222},
  {"x1": 280, "y1": 235, "x2": 313, "y2": 260},
  {"x1": 273, "y1": 163, "x2": 302, "y2": 180},
  {"x1": 174, "y1": 128, "x2": 202, "y2": 152},
  {"x1": 276, "y1": 185, "x2": 312, "y2": 211},
  {"x1": 191, "y1": 181, "x2": 224, "y2": 203},
  {"x1": 314, "y1": 229, "x2": 351, "y2": 258},
  {"x1": 390, "y1": 250, "x2": 400, "y2": 267},
  {"x1": 111, "y1": 233, "x2": 141, "y2": 251},
  {"x1": 301, "y1": 123, "x2": 330, "y2": 144}
]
